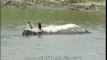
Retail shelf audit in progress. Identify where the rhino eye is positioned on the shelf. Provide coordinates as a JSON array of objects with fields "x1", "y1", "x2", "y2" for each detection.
[{"x1": 33, "y1": 32, "x2": 36, "y2": 35}]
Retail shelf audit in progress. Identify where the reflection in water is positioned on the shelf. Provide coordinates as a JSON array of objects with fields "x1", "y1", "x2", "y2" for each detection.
[{"x1": 37, "y1": 35, "x2": 42, "y2": 38}]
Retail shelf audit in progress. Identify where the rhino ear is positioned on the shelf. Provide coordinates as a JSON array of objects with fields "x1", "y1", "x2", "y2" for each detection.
[
  {"x1": 24, "y1": 24, "x2": 32, "y2": 30},
  {"x1": 38, "y1": 22, "x2": 42, "y2": 30},
  {"x1": 27, "y1": 21, "x2": 33, "y2": 29}
]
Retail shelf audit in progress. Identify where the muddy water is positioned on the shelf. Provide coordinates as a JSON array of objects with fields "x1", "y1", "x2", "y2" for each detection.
[
  {"x1": 1, "y1": 8, "x2": 105, "y2": 60},
  {"x1": 1, "y1": 24, "x2": 105, "y2": 60}
]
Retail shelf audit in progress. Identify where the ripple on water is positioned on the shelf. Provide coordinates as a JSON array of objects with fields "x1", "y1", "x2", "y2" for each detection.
[{"x1": 1, "y1": 25, "x2": 105, "y2": 60}]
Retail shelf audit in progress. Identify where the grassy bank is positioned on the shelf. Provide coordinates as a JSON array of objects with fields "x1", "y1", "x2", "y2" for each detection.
[
  {"x1": 86, "y1": 0, "x2": 105, "y2": 2},
  {"x1": 1, "y1": 8, "x2": 105, "y2": 29},
  {"x1": 2, "y1": 0, "x2": 105, "y2": 2}
]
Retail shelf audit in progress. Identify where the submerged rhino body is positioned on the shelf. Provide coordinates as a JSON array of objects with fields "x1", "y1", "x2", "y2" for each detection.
[{"x1": 22, "y1": 22, "x2": 90, "y2": 36}]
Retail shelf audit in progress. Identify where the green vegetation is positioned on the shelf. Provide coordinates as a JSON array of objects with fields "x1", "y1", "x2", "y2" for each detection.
[
  {"x1": 2, "y1": 0, "x2": 105, "y2": 3},
  {"x1": 86, "y1": 0, "x2": 105, "y2": 2},
  {"x1": 67, "y1": 0, "x2": 105, "y2": 4},
  {"x1": 1, "y1": 8, "x2": 105, "y2": 29}
]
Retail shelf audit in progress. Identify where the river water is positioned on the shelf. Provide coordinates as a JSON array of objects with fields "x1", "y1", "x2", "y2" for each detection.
[
  {"x1": 1, "y1": 8, "x2": 106, "y2": 60},
  {"x1": 1, "y1": 24, "x2": 105, "y2": 60}
]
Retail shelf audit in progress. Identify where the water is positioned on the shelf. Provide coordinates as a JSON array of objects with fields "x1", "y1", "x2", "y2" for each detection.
[
  {"x1": 1, "y1": 8, "x2": 105, "y2": 60},
  {"x1": 1, "y1": 24, "x2": 105, "y2": 60}
]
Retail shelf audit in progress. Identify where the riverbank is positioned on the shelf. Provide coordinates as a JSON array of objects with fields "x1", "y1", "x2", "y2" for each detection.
[
  {"x1": 1, "y1": 0, "x2": 105, "y2": 11},
  {"x1": 1, "y1": 0, "x2": 105, "y2": 29}
]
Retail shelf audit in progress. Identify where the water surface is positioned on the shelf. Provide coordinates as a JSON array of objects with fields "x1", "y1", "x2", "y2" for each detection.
[{"x1": 1, "y1": 8, "x2": 105, "y2": 60}]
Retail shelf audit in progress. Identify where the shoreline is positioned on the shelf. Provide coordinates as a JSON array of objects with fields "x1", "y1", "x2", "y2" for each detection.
[{"x1": 1, "y1": 0, "x2": 105, "y2": 11}]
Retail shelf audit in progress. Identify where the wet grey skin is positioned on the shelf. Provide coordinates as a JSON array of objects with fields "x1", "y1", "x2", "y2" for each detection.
[
  {"x1": 22, "y1": 22, "x2": 90, "y2": 36},
  {"x1": 22, "y1": 21, "x2": 42, "y2": 36}
]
